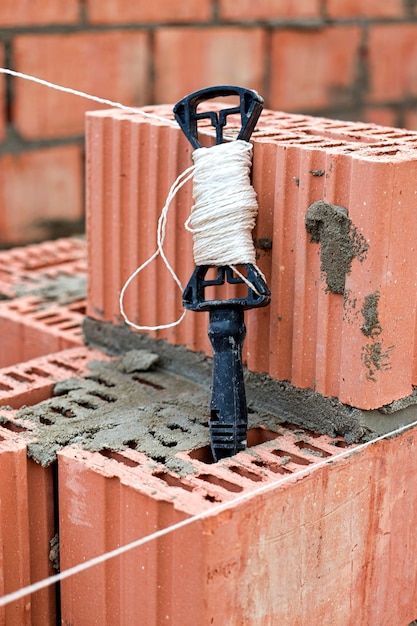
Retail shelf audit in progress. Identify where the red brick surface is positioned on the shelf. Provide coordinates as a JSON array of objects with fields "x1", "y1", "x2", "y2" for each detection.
[
  {"x1": 0, "y1": 45, "x2": 5, "y2": 143},
  {"x1": 326, "y1": 0, "x2": 403, "y2": 17},
  {"x1": 13, "y1": 31, "x2": 150, "y2": 139},
  {"x1": 219, "y1": 0, "x2": 321, "y2": 20},
  {"x1": 0, "y1": 237, "x2": 87, "y2": 299},
  {"x1": 86, "y1": 0, "x2": 211, "y2": 24},
  {"x1": 269, "y1": 26, "x2": 362, "y2": 111},
  {"x1": 58, "y1": 424, "x2": 417, "y2": 625},
  {"x1": 154, "y1": 27, "x2": 266, "y2": 104},
  {"x1": 0, "y1": 145, "x2": 83, "y2": 245},
  {"x1": 85, "y1": 107, "x2": 417, "y2": 410},
  {"x1": 0, "y1": 297, "x2": 85, "y2": 368},
  {"x1": 0, "y1": 0, "x2": 79, "y2": 26},
  {"x1": 368, "y1": 24, "x2": 417, "y2": 103}
]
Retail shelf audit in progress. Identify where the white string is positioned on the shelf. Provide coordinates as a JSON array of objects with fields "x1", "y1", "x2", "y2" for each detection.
[
  {"x1": 119, "y1": 164, "x2": 195, "y2": 331},
  {"x1": 120, "y1": 140, "x2": 263, "y2": 330},
  {"x1": 187, "y1": 140, "x2": 258, "y2": 266},
  {"x1": 1, "y1": 416, "x2": 417, "y2": 608}
]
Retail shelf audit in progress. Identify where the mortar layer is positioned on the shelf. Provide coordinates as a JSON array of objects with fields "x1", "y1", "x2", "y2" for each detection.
[
  {"x1": 82, "y1": 318, "x2": 417, "y2": 444},
  {"x1": 305, "y1": 200, "x2": 368, "y2": 294}
]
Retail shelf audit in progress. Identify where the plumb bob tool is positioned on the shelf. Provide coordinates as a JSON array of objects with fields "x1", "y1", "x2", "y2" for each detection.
[{"x1": 174, "y1": 86, "x2": 271, "y2": 461}]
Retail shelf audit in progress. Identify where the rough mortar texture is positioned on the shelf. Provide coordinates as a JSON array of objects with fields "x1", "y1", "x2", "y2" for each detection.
[{"x1": 305, "y1": 200, "x2": 368, "y2": 294}]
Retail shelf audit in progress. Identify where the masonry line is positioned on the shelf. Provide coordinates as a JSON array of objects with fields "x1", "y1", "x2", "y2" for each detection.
[
  {"x1": 0, "y1": 67, "x2": 229, "y2": 143},
  {"x1": 1, "y1": 417, "x2": 417, "y2": 608}
]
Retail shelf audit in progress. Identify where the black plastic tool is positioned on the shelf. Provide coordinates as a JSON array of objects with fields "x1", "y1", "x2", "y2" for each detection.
[{"x1": 174, "y1": 86, "x2": 271, "y2": 461}]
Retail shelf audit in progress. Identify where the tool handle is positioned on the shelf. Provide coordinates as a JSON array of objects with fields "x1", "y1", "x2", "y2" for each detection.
[
  {"x1": 208, "y1": 308, "x2": 248, "y2": 461},
  {"x1": 173, "y1": 85, "x2": 263, "y2": 149}
]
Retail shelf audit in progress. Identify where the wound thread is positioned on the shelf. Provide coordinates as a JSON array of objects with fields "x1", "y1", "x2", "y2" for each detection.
[{"x1": 187, "y1": 140, "x2": 258, "y2": 266}]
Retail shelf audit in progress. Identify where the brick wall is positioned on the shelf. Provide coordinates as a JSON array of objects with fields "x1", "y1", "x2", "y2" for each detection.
[{"x1": 1, "y1": 0, "x2": 417, "y2": 246}]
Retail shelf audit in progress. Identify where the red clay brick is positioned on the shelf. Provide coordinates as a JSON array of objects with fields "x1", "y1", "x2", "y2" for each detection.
[
  {"x1": 58, "y1": 423, "x2": 417, "y2": 624},
  {"x1": 86, "y1": 106, "x2": 417, "y2": 410},
  {"x1": 86, "y1": 0, "x2": 211, "y2": 24},
  {"x1": 13, "y1": 31, "x2": 150, "y2": 139},
  {"x1": 0, "y1": 45, "x2": 5, "y2": 143},
  {"x1": 0, "y1": 237, "x2": 87, "y2": 299},
  {"x1": 219, "y1": 0, "x2": 320, "y2": 20},
  {"x1": 0, "y1": 0, "x2": 79, "y2": 26},
  {"x1": 154, "y1": 27, "x2": 266, "y2": 104},
  {"x1": 0, "y1": 346, "x2": 104, "y2": 407},
  {"x1": 326, "y1": 0, "x2": 403, "y2": 17},
  {"x1": 404, "y1": 110, "x2": 417, "y2": 131},
  {"x1": 368, "y1": 24, "x2": 417, "y2": 103},
  {"x1": 362, "y1": 106, "x2": 398, "y2": 128},
  {"x1": 269, "y1": 26, "x2": 362, "y2": 111},
  {"x1": 0, "y1": 145, "x2": 83, "y2": 246},
  {"x1": 0, "y1": 297, "x2": 85, "y2": 368}
]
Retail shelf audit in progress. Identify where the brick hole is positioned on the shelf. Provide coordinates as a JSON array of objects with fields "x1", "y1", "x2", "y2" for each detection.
[
  {"x1": 189, "y1": 426, "x2": 281, "y2": 465},
  {"x1": 25, "y1": 367, "x2": 50, "y2": 378},
  {"x1": 153, "y1": 472, "x2": 194, "y2": 492},
  {"x1": 68, "y1": 303, "x2": 86, "y2": 314},
  {"x1": 197, "y1": 474, "x2": 243, "y2": 493},
  {"x1": 228, "y1": 465, "x2": 263, "y2": 482},
  {"x1": 99, "y1": 449, "x2": 140, "y2": 467},
  {"x1": 50, "y1": 406, "x2": 76, "y2": 418},
  {"x1": 59, "y1": 323, "x2": 81, "y2": 331},
  {"x1": 270, "y1": 449, "x2": 312, "y2": 466},
  {"x1": 33, "y1": 312, "x2": 61, "y2": 322},
  {"x1": 74, "y1": 400, "x2": 97, "y2": 410},
  {"x1": 0, "y1": 421, "x2": 27, "y2": 433},
  {"x1": 132, "y1": 376, "x2": 164, "y2": 391},
  {"x1": 4, "y1": 371, "x2": 33, "y2": 383},
  {"x1": 49, "y1": 360, "x2": 80, "y2": 373},
  {"x1": 39, "y1": 417, "x2": 53, "y2": 425},
  {"x1": 88, "y1": 390, "x2": 117, "y2": 403},
  {"x1": 167, "y1": 423, "x2": 190, "y2": 433},
  {"x1": 0, "y1": 381, "x2": 13, "y2": 391},
  {"x1": 247, "y1": 426, "x2": 280, "y2": 447},
  {"x1": 204, "y1": 494, "x2": 222, "y2": 503},
  {"x1": 330, "y1": 439, "x2": 349, "y2": 448},
  {"x1": 44, "y1": 317, "x2": 72, "y2": 327},
  {"x1": 294, "y1": 441, "x2": 331, "y2": 458},
  {"x1": 86, "y1": 375, "x2": 116, "y2": 389},
  {"x1": 251, "y1": 459, "x2": 291, "y2": 475}
]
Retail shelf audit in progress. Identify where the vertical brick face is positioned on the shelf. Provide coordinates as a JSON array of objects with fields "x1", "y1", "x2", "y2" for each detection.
[
  {"x1": 154, "y1": 27, "x2": 266, "y2": 104},
  {"x1": 269, "y1": 26, "x2": 362, "y2": 111},
  {"x1": 0, "y1": 0, "x2": 79, "y2": 26},
  {"x1": 368, "y1": 25, "x2": 417, "y2": 103},
  {"x1": 326, "y1": 0, "x2": 403, "y2": 18},
  {"x1": 0, "y1": 145, "x2": 83, "y2": 245},
  {"x1": 219, "y1": 0, "x2": 321, "y2": 20},
  {"x1": 0, "y1": 44, "x2": 5, "y2": 143},
  {"x1": 13, "y1": 31, "x2": 150, "y2": 139},
  {"x1": 86, "y1": 0, "x2": 211, "y2": 24}
]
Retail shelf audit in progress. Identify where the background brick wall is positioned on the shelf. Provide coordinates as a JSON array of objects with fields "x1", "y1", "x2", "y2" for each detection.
[{"x1": 1, "y1": 0, "x2": 417, "y2": 245}]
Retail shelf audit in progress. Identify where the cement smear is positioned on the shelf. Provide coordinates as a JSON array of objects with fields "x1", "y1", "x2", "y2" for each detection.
[{"x1": 305, "y1": 200, "x2": 368, "y2": 294}]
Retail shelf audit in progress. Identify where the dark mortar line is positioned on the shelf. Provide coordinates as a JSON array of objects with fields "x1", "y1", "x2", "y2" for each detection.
[{"x1": 0, "y1": 133, "x2": 84, "y2": 156}]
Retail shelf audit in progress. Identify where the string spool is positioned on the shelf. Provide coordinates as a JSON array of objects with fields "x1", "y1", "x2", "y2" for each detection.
[
  {"x1": 186, "y1": 139, "x2": 258, "y2": 267},
  {"x1": 120, "y1": 138, "x2": 261, "y2": 330}
]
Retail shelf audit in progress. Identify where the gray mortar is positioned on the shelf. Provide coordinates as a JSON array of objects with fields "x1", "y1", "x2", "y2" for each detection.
[
  {"x1": 82, "y1": 317, "x2": 417, "y2": 444},
  {"x1": 305, "y1": 200, "x2": 368, "y2": 294},
  {"x1": 13, "y1": 274, "x2": 87, "y2": 306}
]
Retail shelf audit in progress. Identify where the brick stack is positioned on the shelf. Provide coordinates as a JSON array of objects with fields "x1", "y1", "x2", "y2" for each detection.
[
  {"x1": 0, "y1": 233, "x2": 415, "y2": 621},
  {"x1": 85, "y1": 105, "x2": 417, "y2": 411},
  {"x1": 3, "y1": 0, "x2": 417, "y2": 245}
]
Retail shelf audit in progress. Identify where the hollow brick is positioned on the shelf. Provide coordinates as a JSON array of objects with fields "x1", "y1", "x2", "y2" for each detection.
[
  {"x1": 58, "y1": 423, "x2": 417, "y2": 625},
  {"x1": 85, "y1": 105, "x2": 417, "y2": 410}
]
